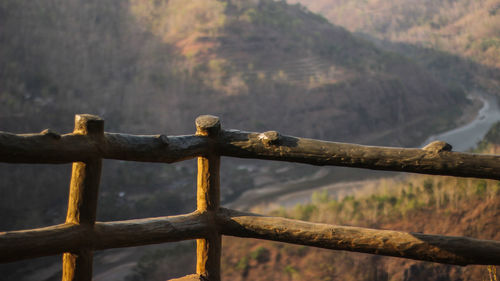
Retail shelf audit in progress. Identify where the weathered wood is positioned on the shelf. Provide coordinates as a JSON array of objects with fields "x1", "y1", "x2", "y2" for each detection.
[
  {"x1": 2, "y1": 125, "x2": 499, "y2": 181},
  {"x1": 0, "y1": 223, "x2": 87, "y2": 263},
  {"x1": 65, "y1": 160, "x2": 102, "y2": 225},
  {"x1": 0, "y1": 131, "x2": 209, "y2": 163},
  {"x1": 63, "y1": 114, "x2": 104, "y2": 281},
  {"x1": 103, "y1": 133, "x2": 208, "y2": 163},
  {"x1": 219, "y1": 130, "x2": 500, "y2": 180},
  {"x1": 92, "y1": 212, "x2": 209, "y2": 249},
  {"x1": 0, "y1": 212, "x2": 209, "y2": 263},
  {"x1": 217, "y1": 208, "x2": 500, "y2": 266},
  {"x1": 195, "y1": 115, "x2": 221, "y2": 281},
  {"x1": 63, "y1": 249, "x2": 92, "y2": 281},
  {"x1": 2, "y1": 114, "x2": 500, "y2": 274},
  {"x1": 3, "y1": 209, "x2": 498, "y2": 266},
  {"x1": 168, "y1": 274, "x2": 208, "y2": 281}
]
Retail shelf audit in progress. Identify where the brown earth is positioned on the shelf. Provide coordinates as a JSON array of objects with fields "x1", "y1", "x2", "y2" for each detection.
[{"x1": 221, "y1": 184, "x2": 499, "y2": 281}]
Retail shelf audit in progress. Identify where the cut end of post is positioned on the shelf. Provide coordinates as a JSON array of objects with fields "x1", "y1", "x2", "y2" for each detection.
[
  {"x1": 423, "y1": 141, "x2": 453, "y2": 153},
  {"x1": 74, "y1": 114, "x2": 104, "y2": 135},
  {"x1": 196, "y1": 115, "x2": 221, "y2": 136}
]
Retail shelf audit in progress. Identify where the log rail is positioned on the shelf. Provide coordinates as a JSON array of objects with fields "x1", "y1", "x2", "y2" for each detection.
[{"x1": 1, "y1": 114, "x2": 499, "y2": 281}]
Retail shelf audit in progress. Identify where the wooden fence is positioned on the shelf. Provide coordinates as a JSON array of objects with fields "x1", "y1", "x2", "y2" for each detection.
[{"x1": 1, "y1": 114, "x2": 499, "y2": 281}]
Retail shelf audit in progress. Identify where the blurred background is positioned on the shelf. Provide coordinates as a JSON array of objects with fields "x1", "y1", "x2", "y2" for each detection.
[{"x1": 1, "y1": 0, "x2": 499, "y2": 280}]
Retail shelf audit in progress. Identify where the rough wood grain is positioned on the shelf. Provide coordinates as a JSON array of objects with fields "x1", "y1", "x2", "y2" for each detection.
[
  {"x1": 217, "y1": 208, "x2": 500, "y2": 266},
  {"x1": 2, "y1": 210, "x2": 499, "y2": 267},
  {"x1": 2, "y1": 125, "x2": 499, "y2": 181},
  {"x1": 219, "y1": 130, "x2": 500, "y2": 180},
  {"x1": 63, "y1": 249, "x2": 92, "y2": 281},
  {"x1": 92, "y1": 212, "x2": 209, "y2": 249},
  {"x1": 0, "y1": 131, "x2": 209, "y2": 163},
  {"x1": 103, "y1": 133, "x2": 208, "y2": 163},
  {"x1": 195, "y1": 115, "x2": 221, "y2": 281},
  {"x1": 0, "y1": 212, "x2": 208, "y2": 263},
  {"x1": 63, "y1": 114, "x2": 104, "y2": 281}
]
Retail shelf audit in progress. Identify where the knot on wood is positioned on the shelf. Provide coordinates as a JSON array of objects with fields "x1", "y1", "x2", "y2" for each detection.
[
  {"x1": 423, "y1": 141, "x2": 452, "y2": 153},
  {"x1": 40, "y1": 129, "x2": 61, "y2": 139},
  {"x1": 259, "y1": 131, "x2": 281, "y2": 146},
  {"x1": 157, "y1": 134, "x2": 169, "y2": 146},
  {"x1": 195, "y1": 115, "x2": 221, "y2": 136}
]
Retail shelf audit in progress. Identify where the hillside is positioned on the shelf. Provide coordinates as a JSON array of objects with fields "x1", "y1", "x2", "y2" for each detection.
[
  {"x1": 129, "y1": 0, "x2": 471, "y2": 144},
  {"x1": 220, "y1": 175, "x2": 499, "y2": 281},
  {"x1": 0, "y1": 0, "x2": 468, "y2": 144},
  {"x1": 290, "y1": 0, "x2": 500, "y2": 92}
]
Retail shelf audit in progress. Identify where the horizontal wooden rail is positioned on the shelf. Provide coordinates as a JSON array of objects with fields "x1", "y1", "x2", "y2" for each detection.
[
  {"x1": 2, "y1": 129, "x2": 499, "y2": 181},
  {"x1": 0, "y1": 212, "x2": 209, "y2": 263},
  {"x1": 219, "y1": 130, "x2": 500, "y2": 180},
  {"x1": 0, "y1": 131, "x2": 209, "y2": 163},
  {"x1": 3, "y1": 208, "x2": 499, "y2": 266},
  {"x1": 217, "y1": 208, "x2": 500, "y2": 266}
]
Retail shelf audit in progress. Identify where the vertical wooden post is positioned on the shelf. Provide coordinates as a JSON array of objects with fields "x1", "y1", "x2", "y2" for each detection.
[
  {"x1": 195, "y1": 115, "x2": 221, "y2": 281},
  {"x1": 62, "y1": 114, "x2": 103, "y2": 281}
]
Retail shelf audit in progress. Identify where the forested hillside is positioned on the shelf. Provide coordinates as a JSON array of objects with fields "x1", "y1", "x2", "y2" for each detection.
[
  {"x1": 291, "y1": 0, "x2": 500, "y2": 92},
  {"x1": 220, "y1": 174, "x2": 499, "y2": 281},
  {"x1": 0, "y1": 0, "x2": 467, "y2": 143}
]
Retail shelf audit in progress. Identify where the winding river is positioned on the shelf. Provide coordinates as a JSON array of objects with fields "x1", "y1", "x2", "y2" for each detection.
[
  {"x1": 422, "y1": 92, "x2": 500, "y2": 151},
  {"x1": 231, "y1": 92, "x2": 500, "y2": 210}
]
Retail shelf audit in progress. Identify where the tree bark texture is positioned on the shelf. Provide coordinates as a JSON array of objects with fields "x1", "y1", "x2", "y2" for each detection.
[
  {"x1": 1, "y1": 128, "x2": 498, "y2": 180},
  {"x1": 0, "y1": 212, "x2": 208, "y2": 263},
  {"x1": 63, "y1": 115, "x2": 103, "y2": 281},
  {"x1": 1, "y1": 209, "x2": 499, "y2": 266},
  {"x1": 196, "y1": 115, "x2": 222, "y2": 281},
  {"x1": 218, "y1": 130, "x2": 500, "y2": 180},
  {"x1": 217, "y1": 208, "x2": 500, "y2": 266},
  {"x1": 0, "y1": 131, "x2": 208, "y2": 163}
]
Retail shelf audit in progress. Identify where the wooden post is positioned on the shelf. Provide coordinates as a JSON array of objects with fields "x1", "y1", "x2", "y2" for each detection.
[
  {"x1": 62, "y1": 114, "x2": 103, "y2": 281},
  {"x1": 195, "y1": 115, "x2": 221, "y2": 281}
]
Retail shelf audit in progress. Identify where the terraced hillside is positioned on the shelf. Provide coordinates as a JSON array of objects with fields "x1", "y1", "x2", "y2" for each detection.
[
  {"x1": 0, "y1": 0, "x2": 469, "y2": 145},
  {"x1": 128, "y1": 0, "x2": 469, "y2": 144},
  {"x1": 290, "y1": 0, "x2": 500, "y2": 92}
]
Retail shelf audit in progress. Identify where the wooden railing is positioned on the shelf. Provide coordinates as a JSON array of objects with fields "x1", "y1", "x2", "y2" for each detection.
[{"x1": 1, "y1": 114, "x2": 499, "y2": 281}]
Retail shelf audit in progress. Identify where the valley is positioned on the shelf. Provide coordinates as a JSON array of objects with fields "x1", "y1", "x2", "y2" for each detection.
[{"x1": 0, "y1": 0, "x2": 499, "y2": 280}]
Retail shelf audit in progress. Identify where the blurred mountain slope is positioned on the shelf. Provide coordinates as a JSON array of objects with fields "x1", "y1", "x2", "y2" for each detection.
[
  {"x1": 0, "y1": 0, "x2": 467, "y2": 145},
  {"x1": 290, "y1": 0, "x2": 500, "y2": 91}
]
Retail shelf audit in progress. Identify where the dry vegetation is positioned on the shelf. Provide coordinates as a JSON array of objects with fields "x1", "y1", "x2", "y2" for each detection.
[
  {"x1": 221, "y1": 160, "x2": 500, "y2": 281},
  {"x1": 291, "y1": 0, "x2": 500, "y2": 68}
]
